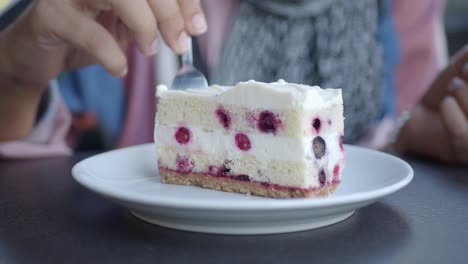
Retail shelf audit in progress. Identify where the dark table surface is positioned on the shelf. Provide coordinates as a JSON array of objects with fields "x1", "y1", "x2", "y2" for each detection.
[{"x1": 1, "y1": 152, "x2": 467, "y2": 264}]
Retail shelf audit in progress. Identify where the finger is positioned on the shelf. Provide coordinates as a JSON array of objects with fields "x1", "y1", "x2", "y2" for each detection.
[
  {"x1": 423, "y1": 45, "x2": 468, "y2": 109},
  {"x1": 66, "y1": 50, "x2": 98, "y2": 70},
  {"x1": 97, "y1": 12, "x2": 133, "y2": 50},
  {"x1": 81, "y1": 0, "x2": 157, "y2": 56},
  {"x1": 440, "y1": 96, "x2": 468, "y2": 139},
  {"x1": 109, "y1": 0, "x2": 158, "y2": 56},
  {"x1": 55, "y1": 8, "x2": 127, "y2": 77},
  {"x1": 395, "y1": 105, "x2": 448, "y2": 161},
  {"x1": 453, "y1": 45, "x2": 468, "y2": 79},
  {"x1": 115, "y1": 20, "x2": 133, "y2": 50},
  {"x1": 422, "y1": 67, "x2": 453, "y2": 109},
  {"x1": 148, "y1": 0, "x2": 189, "y2": 54},
  {"x1": 177, "y1": 0, "x2": 207, "y2": 35},
  {"x1": 440, "y1": 96, "x2": 468, "y2": 163},
  {"x1": 463, "y1": 62, "x2": 468, "y2": 81},
  {"x1": 450, "y1": 77, "x2": 468, "y2": 116}
]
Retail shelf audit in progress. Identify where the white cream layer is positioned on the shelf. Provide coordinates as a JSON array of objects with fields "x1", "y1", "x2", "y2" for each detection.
[
  {"x1": 156, "y1": 80, "x2": 342, "y2": 110},
  {"x1": 156, "y1": 125, "x2": 342, "y2": 168}
]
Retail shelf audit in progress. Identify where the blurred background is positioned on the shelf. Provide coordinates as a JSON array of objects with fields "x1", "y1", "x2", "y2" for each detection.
[
  {"x1": 1, "y1": 0, "x2": 467, "y2": 79},
  {"x1": 0, "y1": 0, "x2": 467, "y2": 153},
  {"x1": 2, "y1": 0, "x2": 466, "y2": 84},
  {"x1": 445, "y1": 0, "x2": 468, "y2": 55},
  {"x1": 155, "y1": 0, "x2": 468, "y2": 87}
]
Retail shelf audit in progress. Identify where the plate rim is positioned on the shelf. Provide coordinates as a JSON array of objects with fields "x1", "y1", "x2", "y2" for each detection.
[{"x1": 72, "y1": 143, "x2": 413, "y2": 211}]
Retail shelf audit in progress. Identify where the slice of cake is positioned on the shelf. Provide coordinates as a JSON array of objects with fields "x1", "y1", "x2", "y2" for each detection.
[{"x1": 154, "y1": 80, "x2": 345, "y2": 198}]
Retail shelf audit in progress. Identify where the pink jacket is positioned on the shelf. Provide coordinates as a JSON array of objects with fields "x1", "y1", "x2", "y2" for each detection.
[{"x1": 0, "y1": 0, "x2": 446, "y2": 159}]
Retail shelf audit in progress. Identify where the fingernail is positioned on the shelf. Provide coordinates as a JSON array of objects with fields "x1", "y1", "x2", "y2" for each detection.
[
  {"x1": 192, "y1": 14, "x2": 207, "y2": 33},
  {"x1": 177, "y1": 31, "x2": 189, "y2": 52},
  {"x1": 449, "y1": 77, "x2": 464, "y2": 92},
  {"x1": 119, "y1": 67, "x2": 128, "y2": 78},
  {"x1": 150, "y1": 38, "x2": 158, "y2": 55}
]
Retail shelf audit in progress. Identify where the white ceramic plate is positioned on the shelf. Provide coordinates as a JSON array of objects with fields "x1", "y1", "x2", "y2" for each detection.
[{"x1": 72, "y1": 143, "x2": 413, "y2": 235}]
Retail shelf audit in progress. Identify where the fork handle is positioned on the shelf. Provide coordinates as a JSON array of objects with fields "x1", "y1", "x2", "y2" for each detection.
[{"x1": 182, "y1": 36, "x2": 193, "y2": 66}]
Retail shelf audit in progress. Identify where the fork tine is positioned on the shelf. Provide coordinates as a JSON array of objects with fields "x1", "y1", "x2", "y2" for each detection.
[
  {"x1": 182, "y1": 37, "x2": 193, "y2": 66},
  {"x1": 171, "y1": 36, "x2": 208, "y2": 90}
]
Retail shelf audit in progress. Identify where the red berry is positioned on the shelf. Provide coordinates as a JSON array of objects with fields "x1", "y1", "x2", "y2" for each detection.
[
  {"x1": 176, "y1": 156, "x2": 194, "y2": 173},
  {"x1": 216, "y1": 107, "x2": 231, "y2": 129},
  {"x1": 312, "y1": 118, "x2": 321, "y2": 132},
  {"x1": 175, "y1": 127, "x2": 191, "y2": 144},
  {"x1": 208, "y1": 165, "x2": 219, "y2": 175},
  {"x1": 333, "y1": 165, "x2": 340, "y2": 178},
  {"x1": 258, "y1": 111, "x2": 280, "y2": 134},
  {"x1": 235, "y1": 133, "x2": 251, "y2": 151}
]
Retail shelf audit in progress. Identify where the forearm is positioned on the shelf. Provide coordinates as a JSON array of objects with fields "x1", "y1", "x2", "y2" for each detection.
[{"x1": 0, "y1": 30, "x2": 47, "y2": 141}]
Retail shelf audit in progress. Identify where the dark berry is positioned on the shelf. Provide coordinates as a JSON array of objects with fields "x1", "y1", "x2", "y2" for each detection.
[
  {"x1": 222, "y1": 166, "x2": 231, "y2": 175},
  {"x1": 224, "y1": 159, "x2": 233, "y2": 166},
  {"x1": 339, "y1": 136, "x2": 344, "y2": 152},
  {"x1": 175, "y1": 127, "x2": 191, "y2": 144},
  {"x1": 235, "y1": 174, "x2": 250, "y2": 181},
  {"x1": 312, "y1": 118, "x2": 321, "y2": 132},
  {"x1": 258, "y1": 111, "x2": 280, "y2": 134},
  {"x1": 176, "y1": 156, "x2": 194, "y2": 173},
  {"x1": 313, "y1": 136, "x2": 326, "y2": 159},
  {"x1": 216, "y1": 107, "x2": 231, "y2": 129},
  {"x1": 319, "y1": 170, "x2": 326, "y2": 185},
  {"x1": 235, "y1": 133, "x2": 251, "y2": 151},
  {"x1": 208, "y1": 165, "x2": 219, "y2": 175},
  {"x1": 221, "y1": 160, "x2": 233, "y2": 175}
]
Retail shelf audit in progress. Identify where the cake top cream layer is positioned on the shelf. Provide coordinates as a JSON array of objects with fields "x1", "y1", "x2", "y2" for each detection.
[{"x1": 156, "y1": 80, "x2": 342, "y2": 110}]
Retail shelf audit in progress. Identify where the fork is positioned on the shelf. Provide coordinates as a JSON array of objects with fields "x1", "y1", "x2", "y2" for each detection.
[{"x1": 171, "y1": 37, "x2": 208, "y2": 90}]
